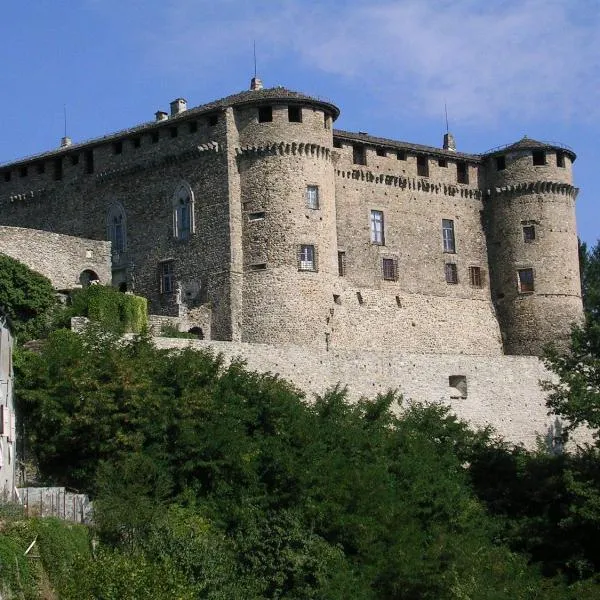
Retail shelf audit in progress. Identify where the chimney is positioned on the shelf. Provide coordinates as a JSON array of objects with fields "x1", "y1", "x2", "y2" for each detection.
[
  {"x1": 250, "y1": 77, "x2": 263, "y2": 91},
  {"x1": 170, "y1": 98, "x2": 187, "y2": 116},
  {"x1": 443, "y1": 132, "x2": 456, "y2": 152},
  {"x1": 60, "y1": 136, "x2": 72, "y2": 147},
  {"x1": 155, "y1": 110, "x2": 168, "y2": 122}
]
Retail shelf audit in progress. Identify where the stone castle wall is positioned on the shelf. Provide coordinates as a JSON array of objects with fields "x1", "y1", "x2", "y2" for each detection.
[
  {"x1": 0, "y1": 226, "x2": 111, "y2": 289},
  {"x1": 152, "y1": 336, "x2": 569, "y2": 448}
]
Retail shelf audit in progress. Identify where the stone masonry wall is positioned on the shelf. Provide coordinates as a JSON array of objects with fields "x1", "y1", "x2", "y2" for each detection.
[
  {"x1": 153, "y1": 337, "x2": 572, "y2": 449},
  {"x1": 0, "y1": 226, "x2": 111, "y2": 289}
]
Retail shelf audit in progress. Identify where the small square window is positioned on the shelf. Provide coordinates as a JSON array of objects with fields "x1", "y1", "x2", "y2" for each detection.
[
  {"x1": 370, "y1": 210, "x2": 384, "y2": 245},
  {"x1": 298, "y1": 244, "x2": 317, "y2": 271},
  {"x1": 132, "y1": 137, "x2": 141, "y2": 148},
  {"x1": 495, "y1": 156, "x2": 506, "y2": 171},
  {"x1": 113, "y1": 141, "x2": 123, "y2": 155},
  {"x1": 19, "y1": 166, "x2": 28, "y2": 178},
  {"x1": 306, "y1": 185, "x2": 319, "y2": 209},
  {"x1": 70, "y1": 154, "x2": 79, "y2": 166},
  {"x1": 438, "y1": 158, "x2": 448, "y2": 167},
  {"x1": 333, "y1": 139, "x2": 343, "y2": 149},
  {"x1": 556, "y1": 151, "x2": 565, "y2": 168},
  {"x1": 442, "y1": 219, "x2": 456, "y2": 253},
  {"x1": 288, "y1": 106, "x2": 302, "y2": 122},
  {"x1": 338, "y1": 251, "x2": 346, "y2": 276},
  {"x1": 449, "y1": 375, "x2": 467, "y2": 398},
  {"x1": 382, "y1": 258, "x2": 398, "y2": 281},
  {"x1": 160, "y1": 261, "x2": 175, "y2": 294},
  {"x1": 518, "y1": 268, "x2": 534, "y2": 293},
  {"x1": 417, "y1": 155, "x2": 429, "y2": 177},
  {"x1": 376, "y1": 147, "x2": 386, "y2": 157},
  {"x1": 445, "y1": 263, "x2": 458, "y2": 284},
  {"x1": 469, "y1": 266, "x2": 482, "y2": 288},
  {"x1": 3, "y1": 171, "x2": 11, "y2": 182},
  {"x1": 188, "y1": 121, "x2": 198, "y2": 134},
  {"x1": 208, "y1": 114, "x2": 219, "y2": 126},
  {"x1": 532, "y1": 150, "x2": 546, "y2": 166},
  {"x1": 523, "y1": 225, "x2": 536, "y2": 243},
  {"x1": 353, "y1": 144, "x2": 366, "y2": 165},
  {"x1": 397, "y1": 150, "x2": 407, "y2": 161},
  {"x1": 457, "y1": 162, "x2": 469, "y2": 184},
  {"x1": 258, "y1": 106, "x2": 273, "y2": 123}
]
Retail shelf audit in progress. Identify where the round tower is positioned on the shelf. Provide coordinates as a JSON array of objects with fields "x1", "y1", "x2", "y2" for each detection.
[
  {"x1": 230, "y1": 84, "x2": 340, "y2": 348},
  {"x1": 482, "y1": 137, "x2": 583, "y2": 355}
]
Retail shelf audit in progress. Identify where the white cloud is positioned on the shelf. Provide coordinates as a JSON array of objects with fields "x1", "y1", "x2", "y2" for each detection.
[{"x1": 149, "y1": 0, "x2": 600, "y2": 124}]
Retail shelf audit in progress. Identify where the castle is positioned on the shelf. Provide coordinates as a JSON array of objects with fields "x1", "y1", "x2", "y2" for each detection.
[{"x1": 0, "y1": 79, "x2": 585, "y2": 446}]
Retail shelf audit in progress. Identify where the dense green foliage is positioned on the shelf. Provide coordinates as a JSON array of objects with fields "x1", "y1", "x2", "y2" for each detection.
[
  {"x1": 13, "y1": 327, "x2": 600, "y2": 598},
  {"x1": 0, "y1": 253, "x2": 58, "y2": 340},
  {"x1": 69, "y1": 285, "x2": 147, "y2": 333}
]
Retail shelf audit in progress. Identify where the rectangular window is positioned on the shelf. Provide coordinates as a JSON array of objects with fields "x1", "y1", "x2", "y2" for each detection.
[
  {"x1": 469, "y1": 266, "x2": 482, "y2": 288},
  {"x1": 457, "y1": 161, "x2": 469, "y2": 184},
  {"x1": 306, "y1": 185, "x2": 319, "y2": 209},
  {"x1": 19, "y1": 166, "x2": 28, "y2": 178},
  {"x1": 445, "y1": 263, "x2": 458, "y2": 284},
  {"x1": 113, "y1": 141, "x2": 123, "y2": 155},
  {"x1": 324, "y1": 114, "x2": 332, "y2": 130},
  {"x1": 370, "y1": 210, "x2": 385, "y2": 245},
  {"x1": 382, "y1": 258, "x2": 398, "y2": 281},
  {"x1": 208, "y1": 114, "x2": 218, "y2": 126},
  {"x1": 132, "y1": 137, "x2": 141, "y2": 148},
  {"x1": 417, "y1": 155, "x2": 429, "y2": 177},
  {"x1": 53, "y1": 158, "x2": 63, "y2": 181},
  {"x1": 258, "y1": 106, "x2": 273, "y2": 123},
  {"x1": 397, "y1": 150, "x2": 406, "y2": 160},
  {"x1": 353, "y1": 144, "x2": 366, "y2": 165},
  {"x1": 188, "y1": 121, "x2": 198, "y2": 134},
  {"x1": 160, "y1": 261, "x2": 175, "y2": 294},
  {"x1": 518, "y1": 268, "x2": 534, "y2": 293},
  {"x1": 84, "y1": 150, "x2": 94, "y2": 174},
  {"x1": 376, "y1": 147, "x2": 386, "y2": 157},
  {"x1": 2, "y1": 171, "x2": 11, "y2": 182},
  {"x1": 338, "y1": 251, "x2": 346, "y2": 276},
  {"x1": 442, "y1": 219, "x2": 456, "y2": 253},
  {"x1": 298, "y1": 244, "x2": 317, "y2": 271},
  {"x1": 532, "y1": 150, "x2": 546, "y2": 166},
  {"x1": 151, "y1": 131, "x2": 159, "y2": 143},
  {"x1": 170, "y1": 127, "x2": 178, "y2": 138},
  {"x1": 438, "y1": 158, "x2": 448, "y2": 167},
  {"x1": 288, "y1": 106, "x2": 302, "y2": 122},
  {"x1": 523, "y1": 225, "x2": 536, "y2": 242},
  {"x1": 333, "y1": 139, "x2": 343, "y2": 149},
  {"x1": 556, "y1": 151, "x2": 565, "y2": 167},
  {"x1": 496, "y1": 155, "x2": 506, "y2": 171},
  {"x1": 70, "y1": 154, "x2": 79, "y2": 166},
  {"x1": 249, "y1": 211, "x2": 266, "y2": 221},
  {"x1": 36, "y1": 162, "x2": 45, "y2": 174}
]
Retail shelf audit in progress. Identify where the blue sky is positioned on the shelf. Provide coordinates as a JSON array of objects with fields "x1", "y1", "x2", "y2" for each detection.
[{"x1": 1, "y1": 0, "x2": 598, "y2": 245}]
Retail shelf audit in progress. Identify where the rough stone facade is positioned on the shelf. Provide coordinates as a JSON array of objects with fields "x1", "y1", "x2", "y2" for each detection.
[
  {"x1": 0, "y1": 82, "x2": 582, "y2": 356},
  {"x1": 0, "y1": 226, "x2": 111, "y2": 290}
]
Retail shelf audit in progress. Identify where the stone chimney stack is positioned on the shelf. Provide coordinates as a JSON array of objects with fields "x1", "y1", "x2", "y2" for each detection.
[
  {"x1": 155, "y1": 110, "x2": 168, "y2": 122},
  {"x1": 250, "y1": 77, "x2": 263, "y2": 91},
  {"x1": 443, "y1": 132, "x2": 456, "y2": 152},
  {"x1": 60, "y1": 136, "x2": 72, "y2": 147},
  {"x1": 170, "y1": 98, "x2": 187, "y2": 116}
]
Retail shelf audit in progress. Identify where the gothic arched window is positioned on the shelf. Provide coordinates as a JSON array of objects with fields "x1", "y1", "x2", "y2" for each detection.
[
  {"x1": 106, "y1": 203, "x2": 127, "y2": 254},
  {"x1": 172, "y1": 182, "x2": 195, "y2": 240}
]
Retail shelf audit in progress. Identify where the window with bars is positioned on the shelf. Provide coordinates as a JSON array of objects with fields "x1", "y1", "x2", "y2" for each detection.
[
  {"x1": 306, "y1": 185, "x2": 319, "y2": 209},
  {"x1": 338, "y1": 251, "x2": 346, "y2": 276},
  {"x1": 298, "y1": 244, "x2": 317, "y2": 271},
  {"x1": 469, "y1": 266, "x2": 482, "y2": 288},
  {"x1": 445, "y1": 262, "x2": 458, "y2": 284},
  {"x1": 382, "y1": 258, "x2": 398, "y2": 281},
  {"x1": 518, "y1": 268, "x2": 534, "y2": 293},
  {"x1": 442, "y1": 219, "x2": 456, "y2": 253},
  {"x1": 160, "y1": 261, "x2": 175, "y2": 294},
  {"x1": 370, "y1": 210, "x2": 385, "y2": 245}
]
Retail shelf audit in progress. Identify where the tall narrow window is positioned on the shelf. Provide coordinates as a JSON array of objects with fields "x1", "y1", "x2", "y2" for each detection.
[
  {"x1": 306, "y1": 185, "x2": 319, "y2": 209},
  {"x1": 353, "y1": 144, "x2": 366, "y2": 165},
  {"x1": 469, "y1": 266, "x2": 482, "y2": 288},
  {"x1": 523, "y1": 225, "x2": 536, "y2": 243},
  {"x1": 338, "y1": 251, "x2": 346, "y2": 276},
  {"x1": 417, "y1": 155, "x2": 429, "y2": 177},
  {"x1": 172, "y1": 182, "x2": 195, "y2": 241},
  {"x1": 445, "y1": 263, "x2": 458, "y2": 284},
  {"x1": 457, "y1": 161, "x2": 469, "y2": 184},
  {"x1": 495, "y1": 156, "x2": 506, "y2": 171},
  {"x1": 370, "y1": 210, "x2": 385, "y2": 245},
  {"x1": 160, "y1": 261, "x2": 175, "y2": 294},
  {"x1": 518, "y1": 268, "x2": 534, "y2": 293},
  {"x1": 84, "y1": 150, "x2": 94, "y2": 174},
  {"x1": 53, "y1": 158, "x2": 63, "y2": 181},
  {"x1": 382, "y1": 258, "x2": 398, "y2": 281},
  {"x1": 556, "y1": 151, "x2": 565, "y2": 168},
  {"x1": 442, "y1": 219, "x2": 455, "y2": 253},
  {"x1": 298, "y1": 244, "x2": 317, "y2": 271},
  {"x1": 106, "y1": 203, "x2": 127, "y2": 254}
]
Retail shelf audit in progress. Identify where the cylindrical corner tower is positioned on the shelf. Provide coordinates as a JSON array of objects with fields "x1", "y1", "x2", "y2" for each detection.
[
  {"x1": 230, "y1": 87, "x2": 340, "y2": 348},
  {"x1": 482, "y1": 137, "x2": 583, "y2": 355}
]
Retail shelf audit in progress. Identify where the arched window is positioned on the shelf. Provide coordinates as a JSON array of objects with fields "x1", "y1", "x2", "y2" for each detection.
[
  {"x1": 172, "y1": 182, "x2": 195, "y2": 240},
  {"x1": 106, "y1": 203, "x2": 127, "y2": 253}
]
